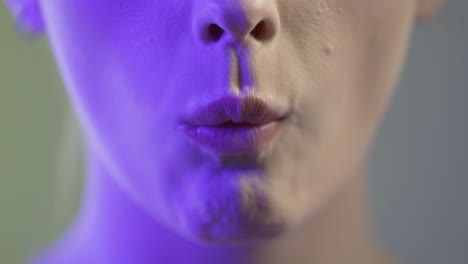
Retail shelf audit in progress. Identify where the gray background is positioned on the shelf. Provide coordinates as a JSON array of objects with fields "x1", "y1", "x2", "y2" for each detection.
[{"x1": 0, "y1": 1, "x2": 467, "y2": 264}]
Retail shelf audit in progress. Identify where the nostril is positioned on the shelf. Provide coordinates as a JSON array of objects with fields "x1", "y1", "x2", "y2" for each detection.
[
  {"x1": 193, "y1": 1, "x2": 280, "y2": 45},
  {"x1": 250, "y1": 20, "x2": 274, "y2": 41},
  {"x1": 205, "y1": 23, "x2": 224, "y2": 42}
]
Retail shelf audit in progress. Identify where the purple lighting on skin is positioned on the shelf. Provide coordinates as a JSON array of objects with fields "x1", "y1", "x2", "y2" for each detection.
[
  {"x1": 4, "y1": 0, "x2": 440, "y2": 262},
  {"x1": 20, "y1": 0, "x2": 284, "y2": 263}
]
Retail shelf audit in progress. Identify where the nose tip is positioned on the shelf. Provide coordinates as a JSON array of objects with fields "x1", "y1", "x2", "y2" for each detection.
[{"x1": 193, "y1": 1, "x2": 279, "y2": 45}]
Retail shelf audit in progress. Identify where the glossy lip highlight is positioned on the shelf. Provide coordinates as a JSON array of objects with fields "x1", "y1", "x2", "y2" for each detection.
[{"x1": 179, "y1": 95, "x2": 290, "y2": 154}]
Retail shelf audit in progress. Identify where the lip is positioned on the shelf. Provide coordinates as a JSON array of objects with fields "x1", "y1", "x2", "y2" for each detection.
[{"x1": 179, "y1": 95, "x2": 289, "y2": 154}]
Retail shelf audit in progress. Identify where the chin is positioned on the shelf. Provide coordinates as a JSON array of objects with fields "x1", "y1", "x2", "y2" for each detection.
[
  {"x1": 175, "y1": 179, "x2": 290, "y2": 246},
  {"x1": 184, "y1": 217, "x2": 287, "y2": 247}
]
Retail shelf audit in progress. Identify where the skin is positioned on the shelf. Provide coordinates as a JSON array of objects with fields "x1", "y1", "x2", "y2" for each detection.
[{"x1": 5, "y1": 0, "x2": 442, "y2": 263}]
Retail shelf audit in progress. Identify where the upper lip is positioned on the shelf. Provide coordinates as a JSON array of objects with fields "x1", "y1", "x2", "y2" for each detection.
[{"x1": 180, "y1": 95, "x2": 290, "y2": 126}]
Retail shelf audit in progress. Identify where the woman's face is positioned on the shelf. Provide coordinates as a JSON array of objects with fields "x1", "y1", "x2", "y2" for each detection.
[{"x1": 36, "y1": 0, "x2": 424, "y2": 243}]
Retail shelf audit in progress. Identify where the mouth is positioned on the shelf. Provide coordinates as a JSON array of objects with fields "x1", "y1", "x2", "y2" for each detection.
[{"x1": 179, "y1": 95, "x2": 290, "y2": 155}]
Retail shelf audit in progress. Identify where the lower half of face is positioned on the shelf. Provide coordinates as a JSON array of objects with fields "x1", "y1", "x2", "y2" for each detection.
[{"x1": 41, "y1": 0, "x2": 417, "y2": 244}]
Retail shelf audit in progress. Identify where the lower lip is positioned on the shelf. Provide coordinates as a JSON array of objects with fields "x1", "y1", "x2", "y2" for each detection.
[{"x1": 179, "y1": 121, "x2": 282, "y2": 154}]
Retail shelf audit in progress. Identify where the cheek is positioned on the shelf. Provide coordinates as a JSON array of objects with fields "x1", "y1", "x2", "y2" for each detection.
[
  {"x1": 262, "y1": 0, "x2": 417, "y2": 219},
  {"x1": 40, "y1": 0, "x2": 196, "y2": 139},
  {"x1": 318, "y1": 4, "x2": 415, "y2": 170},
  {"x1": 283, "y1": 0, "x2": 416, "y2": 136},
  {"x1": 328, "y1": 1, "x2": 416, "y2": 128},
  {"x1": 40, "y1": 1, "x2": 201, "y2": 212},
  {"x1": 278, "y1": 0, "x2": 414, "y2": 120}
]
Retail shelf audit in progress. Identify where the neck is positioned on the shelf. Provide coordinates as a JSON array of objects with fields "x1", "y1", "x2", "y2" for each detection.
[{"x1": 41, "y1": 150, "x2": 396, "y2": 264}]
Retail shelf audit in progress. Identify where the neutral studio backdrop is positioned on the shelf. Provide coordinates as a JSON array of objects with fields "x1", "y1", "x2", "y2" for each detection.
[{"x1": 0, "y1": 1, "x2": 467, "y2": 264}]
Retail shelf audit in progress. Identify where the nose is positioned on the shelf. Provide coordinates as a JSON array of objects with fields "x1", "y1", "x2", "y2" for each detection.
[{"x1": 193, "y1": 0, "x2": 279, "y2": 45}]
